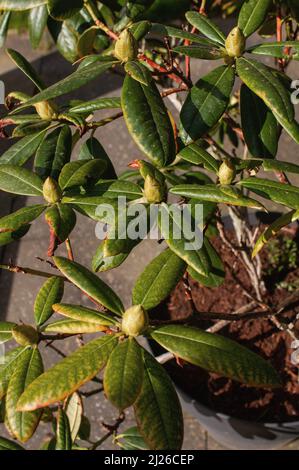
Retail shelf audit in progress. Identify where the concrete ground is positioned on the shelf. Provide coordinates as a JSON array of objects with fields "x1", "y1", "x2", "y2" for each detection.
[{"x1": 0, "y1": 22, "x2": 299, "y2": 450}]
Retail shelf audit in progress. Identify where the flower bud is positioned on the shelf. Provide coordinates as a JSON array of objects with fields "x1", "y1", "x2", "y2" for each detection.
[
  {"x1": 114, "y1": 29, "x2": 138, "y2": 63},
  {"x1": 34, "y1": 101, "x2": 58, "y2": 120},
  {"x1": 43, "y1": 177, "x2": 62, "y2": 204},
  {"x1": 12, "y1": 324, "x2": 39, "y2": 346},
  {"x1": 121, "y1": 305, "x2": 149, "y2": 337},
  {"x1": 225, "y1": 27, "x2": 245, "y2": 58},
  {"x1": 218, "y1": 159, "x2": 236, "y2": 185},
  {"x1": 144, "y1": 175, "x2": 166, "y2": 203}
]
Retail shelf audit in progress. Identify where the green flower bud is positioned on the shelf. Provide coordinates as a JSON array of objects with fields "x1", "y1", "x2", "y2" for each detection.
[
  {"x1": 218, "y1": 159, "x2": 236, "y2": 185},
  {"x1": 114, "y1": 29, "x2": 138, "y2": 63},
  {"x1": 43, "y1": 177, "x2": 62, "y2": 204},
  {"x1": 144, "y1": 175, "x2": 166, "y2": 204},
  {"x1": 121, "y1": 305, "x2": 149, "y2": 337},
  {"x1": 225, "y1": 27, "x2": 246, "y2": 58},
  {"x1": 12, "y1": 324, "x2": 39, "y2": 346},
  {"x1": 34, "y1": 101, "x2": 58, "y2": 120}
]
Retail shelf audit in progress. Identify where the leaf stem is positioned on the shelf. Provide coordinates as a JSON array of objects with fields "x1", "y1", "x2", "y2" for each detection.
[
  {"x1": 65, "y1": 238, "x2": 74, "y2": 261},
  {"x1": 0, "y1": 263, "x2": 67, "y2": 281},
  {"x1": 84, "y1": 0, "x2": 119, "y2": 41}
]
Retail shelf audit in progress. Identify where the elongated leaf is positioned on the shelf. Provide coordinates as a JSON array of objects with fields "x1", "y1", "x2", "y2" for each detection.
[
  {"x1": 180, "y1": 65, "x2": 235, "y2": 143},
  {"x1": 6, "y1": 348, "x2": 43, "y2": 442},
  {"x1": 185, "y1": 11, "x2": 225, "y2": 45},
  {"x1": 45, "y1": 204, "x2": 76, "y2": 245},
  {"x1": 0, "y1": 436, "x2": 24, "y2": 450},
  {"x1": 0, "y1": 347, "x2": 27, "y2": 399},
  {"x1": 48, "y1": 0, "x2": 83, "y2": 20},
  {"x1": 133, "y1": 249, "x2": 186, "y2": 310},
  {"x1": 151, "y1": 23, "x2": 215, "y2": 44},
  {"x1": 53, "y1": 257, "x2": 124, "y2": 315},
  {"x1": 0, "y1": 205, "x2": 45, "y2": 232},
  {"x1": 62, "y1": 196, "x2": 118, "y2": 222},
  {"x1": 55, "y1": 409, "x2": 72, "y2": 450},
  {"x1": 58, "y1": 160, "x2": 106, "y2": 190},
  {"x1": 79, "y1": 137, "x2": 117, "y2": 179},
  {"x1": 262, "y1": 159, "x2": 299, "y2": 174},
  {"x1": 158, "y1": 204, "x2": 210, "y2": 276},
  {"x1": 0, "y1": 1, "x2": 46, "y2": 10},
  {"x1": 171, "y1": 184, "x2": 264, "y2": 209},
  {"x1": 15, "y1": 59, "x2": 118, "y2": 110},
  {"x1": 177, "y1": 141, "x2": 220, "y2": 173},
  {"x1": 0, "y1": 322, "x2": 16, "y2": 344},
  {"x1": 92, "y1": 243, "x2": 129, "y2": 273},
  {"x1": 29, "y1": 5, "x2": 48, "y2": 49},
  {"x1": 69, "y1": 97, "x2": 121, "y2": 115},
  {"x1": 0, "y1": 225, "x2": 30, "y2": 247},
  {"x1": 65, "y1": 393, "x2": 82, "y2": 442},
  {"x1": 6, "y1": 49, "x2": 45, "y2": 91},
  {"x1": 122, "y1": 74, "x2": 176, "y2": 167},
  {"x1": 12, "y1": 121, "x2": 49, "y2": 138},
  {"x1": 188, "y1": 238, "x2": 224, "y2": 288},
  {"x1": 134, "y1": 349, "x2": 183, "y2": 450},
  {"x1": 43, "y1": 319, "x2": 107, "y2": 334},
  {"x1": 115, "y1": 426, "x2": 148, "y2": 450},
  {"x1": 0, "y1": 165, "x2": 43, "y2": 196},
  {"x1": 152, "y1": 325, "x2": 281, "y2": 387},
  {"x1": 86, "y1": 179, "x2": 143, "y2": 200},
  {"x1": 34, "y1": 276, "x2": 64, "y2": 327},
  {"x1": 104, "y1": 339, "x2": 143, "y2": 410},
  {"x1": 174, "y1": 45, "x2": 223, "y2": 60},
  {"x1": 236, "y1": 57, "x2": 294, "y2": 125},
  {"x1": 35, "y1": 126, "x2": 72, "y2": 180},
  {"x1": 248, "y1": 41, "x2": 299, "y2": 59},
  {"x1": 77, "y1": 26, "x2": 98, "y2": 57},
  {"x1": 124, "y1": 61, "x2": 152, "y2": 86},
  {"x1": 0, "y1": 129, "x2": 48, "y2": 166},
  {"x1": 272, "y1": 110, "x2": 299, "y2": 145},
  {"x1": 238, "y1": 0, "x2": 272, "y2": 37},
  {"x1": 52, "y1": 18, "x2": 79, "y2": 63},
  {"x1": 0, "y1": 12, "x2": 10, "y2": 48},
  {"x1": 17, "y1": 336, "x2": 117, "y2": 411},
  {"x1": 240, "y1": 84, "x2": 278, "y2": 159},
  {"x1": 52, "y1": 304, "x2": 116, "y2": 326},
  {"x1": 238, "y1": 177, "x2": 299, "y2": 209}
]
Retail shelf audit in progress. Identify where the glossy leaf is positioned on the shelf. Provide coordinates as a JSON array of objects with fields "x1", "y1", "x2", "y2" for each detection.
[
  {"x1": 185, "y1": 11, "x2": 225, "y2": 45},
  {"x1": 124, "y1": 61, "x2": 152, "y2": 86},
  {"x1": 177, "y1": 141, "x2": 220, "y2": 173},
  {"x1": 77, "y1": 26, "x2": 98, "y2": 57},
  {"x1": 69, "y1": 97, "x2": 121, "y2": 115},
  {"x1": 0, "y1": 347, "x2": 27, "y2": 399},
  {"x1": 104, "y1": 338, "x2": 143, "y2": 410},
  {"x1": 17, "y1": 336, "x2": 117, "y2": 411},
  {"x1": 238, "y1": 177, "x2": 299, "y2": 209},
  {"x1": 55, "y1": 409, "x2": 72, "y2": 450},
  {"x1": 180, "y1": 65, "x2": 235, "y2": 143},
  {"x1": 53, "y1": 257, "x2": 124, "y2": 315},
  {"x1": 122, "y1": 74, "x2": 176, "y2": 167},
  {"x1": 0, "y1": 1, "x2": 46, "y2": 10},
  {"x1": 134, "y1": 349, "x2": 183, "y2": 450},
  {"x1": 29, "y1": 5, "x2": 48, "y2": 49},
  {"x1": 87, "y1": 179, "x2": 143, "y2": 200},
  {"x1": 115, "y1": 426, "x2": 148, "y2": 450},
  {"x1": 92, "y1": 243, "x2": 129, "y2": 273},
  {"x1": 238, "y1": 0, "x2": 272, "y2": 37},
  {"x1": 0, "y1": 165, "x2": 43, "y2": 196},
  {"x1": 248, "y1": 41, "x2": 299, "y2": 59},
  {"x1": 6, "y1": 347, "x2": 44, "y2": 442},
  {"x1": 174, "y1": 45, "x2": 223, "y2": 60},
  {"x1": 64, "y1": 393, "x2": 83, "y2": 442},
  {"x1": 0, "y1": 322, "x2": 16, "y2": 344},
  {"x1": 0, "y1": 436, "x2": 24, "y2": 450},
  {"x1": 133, "y1": 249, "x2": 186, "y2": 310},
  {"x1": 45, "y1": 204, "x2": 76, "y2": 246},
  {"x1": 188, "y1": 238, "x2": 225, "y2": 288},
  {"x1": 0, "y1": 11, "x2": 10, "y2": 48},
  {"x1": 6, "y1": 49, "x2": 45, "y2": 91},
  {"x1": 78, "y1": 137, "x2": 117, "y2": 179},
  {"x1": 62, "y1": 196, "x2": 118, "y2": 222},
  {"x1": 48, "y1": 0, "x2": 83, "y2": 20},
  {"x1": 0, "y1": 224, "x2": 29, "y2": 247},
  {"x1": 0, "y1": 129, "x2": 48, "y2": 166},
  {"x1": 43, "y1": 319, "x2": 108, "y2": 334},
  {"x1": 240, "y1": 84, "x2": 278, "y2": 159},
  {"x1": 52, "y1": 304, "x2": 116, "y2": 326},
  {"x1": 151, "y1": 23, "x2": 215, "y2": 44},
  {"x1": 35, "y1": 126, "x2": 72, "y2": 180},
  {"x1": 58, "y1": 160, "x2": 107, "y2": 190},
  {"x1": 0, "y1": 205, "x2": 45, "y2": 232},
  {"x1": 34, "y1": 276, "x2": 64, "y2": 327}
]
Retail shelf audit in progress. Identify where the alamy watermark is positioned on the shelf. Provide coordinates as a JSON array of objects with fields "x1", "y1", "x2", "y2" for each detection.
[{"x1": 291, "y1": 80, "x2": 299, "y2": 105}]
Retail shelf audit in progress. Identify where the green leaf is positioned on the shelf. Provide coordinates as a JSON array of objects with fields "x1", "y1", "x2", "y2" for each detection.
[
  {"x1": 170, "y1": 184, "x2": 265, "y2": 209},
  {"x1": 15, "y1": 59, "x2": 118, "y2": 110},
  {"x1": 104, "y1": 338, "x2": 143, "y2": 411},
  {"x1": 122, "y1": 74, "x2": 176, "y2": 167},
  {"x1": 43, "y1": 319, "x2": 108, "y2": 334},
  {"x1": 158, "y1": 203, "x2": 210, "y2": 276},
  {"x1": 0, "y1": 129, "x2": 48, "y2": 166},
  {"x1": 48, "y1": 0, "x2": 83, "y2": 20},
  {"x1": 92, "y1": 243, "x2": 129, "y2": 273},
  {"x1": 272, "y1": 111, "x2": 299, "y2": 145},
  {"x1": 0, "y1": 347, "x2": 27, "y2": 399},
  {"x1": 262, "y1": 159, "x2": 299, "y2": 174},
  {"x1": 12, "y1": 121, "x2": 50, "y2": 138},
  {"x1": 124, "y1": 61, "x2": 152, "y2": 86},
  {"x1": 134, "y1": 349, "x2": 183, "y2": 450},
  {"x1": 0, "y1": 1, "x2": 46, "y2": 10},
  {"x1": 0, "y1": 165, "x2": 43, "y2": 196},
  {"x1": 0, "y1": 225, "x2": 28, "y2": 247},
  {"x1": 53, "y1": 257, "x2": 124, "y2": 315},
  {"x1": 130, "y1": 20, "x2": 151, "y2": 41},
  {"x1": 0, "y1": 436, "x2": 24, "y2": 450},
  {"x1": 177, "y1": 141, "x2": 220, "y2": 173},
  {"x1": 174, "y1": 45, "x2": 223, "y2": 60},
  {"x1": 6, "y1": 347, "x2": 44, "y2": 442},
  {"x1": 0, "y1": 322, "x2": 16, "y2": 344},
  {"x1": 185, "y1": 11, "x2": 226, "y2": 45},
  {"x1": 35, "y1": 126, "x2": 72, "y2": 180},
  {"x1": 34, "y1": 276, "x2": 64, "y2": 327},
  {"x1": 0, "y1": 205, "x2": 45, "y2": 232},
  {"x1": 55, "y1": 409, "x2": 72, "y2": 450},
  {"x1": 151, "y1": 325, "x2": 281, "y2": 387},
  {"x1": 69, "y1": 97, "x2": 121, "y2": 115},
  {"x1": 0, "y1": 12, "x2": 10, "y2": 48},
  {"x1": 86, "y1": 179, "x2": 143, "y2": 200},
  {"x1": 238, "y1": 0, "x2": 272, "y2": 37},
  {"x1": 133, "y1": 249, "x2": 186, "y2": 310},
  {"x1": 64, "y1": 393, "x2": 83, "y2": 442},
  {"x1": 29, "y1": 5, "x2": 48, "y2": 49},
  {"x1": 6, "y1": 49, "x2": 45, "y2": 91},
  {"x1": 51, "y1": 18, "x2": 79, "y2": 63},
  {"x1": 115, "y1": 426, "x2": 149, "y2": 450},
  {"x1": 58, "y1": 160, "x2": 107, "y2": 190},
  {"x1": 78, "y1": 137, "x2": 117, "y2": 179},
  {"x1": 180, "y1": 65, "x2": 235, "y2": 143},
  {"x1": 188, "y1": 238, "x2": 225, "y2": 288},
  {"x1": 17, "y1": 336, "x2": 117, "y2": 411},
  {"x1": 238, "y1": 177, "x2": 299, "y2": 209},
  {"x1": 45, "y1": 204, "x2": 76, "y2": 245},
  {"x1": 236, "y1": 58, "x2": 294, "y2": 125},
  {"x1": 240, "y1": 84, "x2": 278, "y2": 159},
  {"x1": 52, "y1": 303, "x2": 116, "y2": 326},
  {"x1": 62, "y1": 196, "x2": 118, "y2": 222},
  {"x1": 77, "y1": 26, "x2": 98, "y2": 57},
  {"x1": 248, "y1": 41, "x2": 299, "y2": 59},
  {"x1": 151, "y1": 23, "x2": 215, "y2": 44}
]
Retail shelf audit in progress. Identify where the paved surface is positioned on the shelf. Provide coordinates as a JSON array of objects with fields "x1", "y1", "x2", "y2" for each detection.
[{"x1": 0, "y1": 23, "x2": 299, "y2": 450}]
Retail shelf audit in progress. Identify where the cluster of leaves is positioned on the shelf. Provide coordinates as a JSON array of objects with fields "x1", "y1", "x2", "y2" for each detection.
[{"x1": 0, "y1": 0, "x2": 298, "y2": 451}]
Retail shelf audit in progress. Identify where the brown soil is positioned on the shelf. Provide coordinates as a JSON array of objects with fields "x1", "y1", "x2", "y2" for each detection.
[{"x1": 151, "y1": 235, "x2": 299, "y2": 423}]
